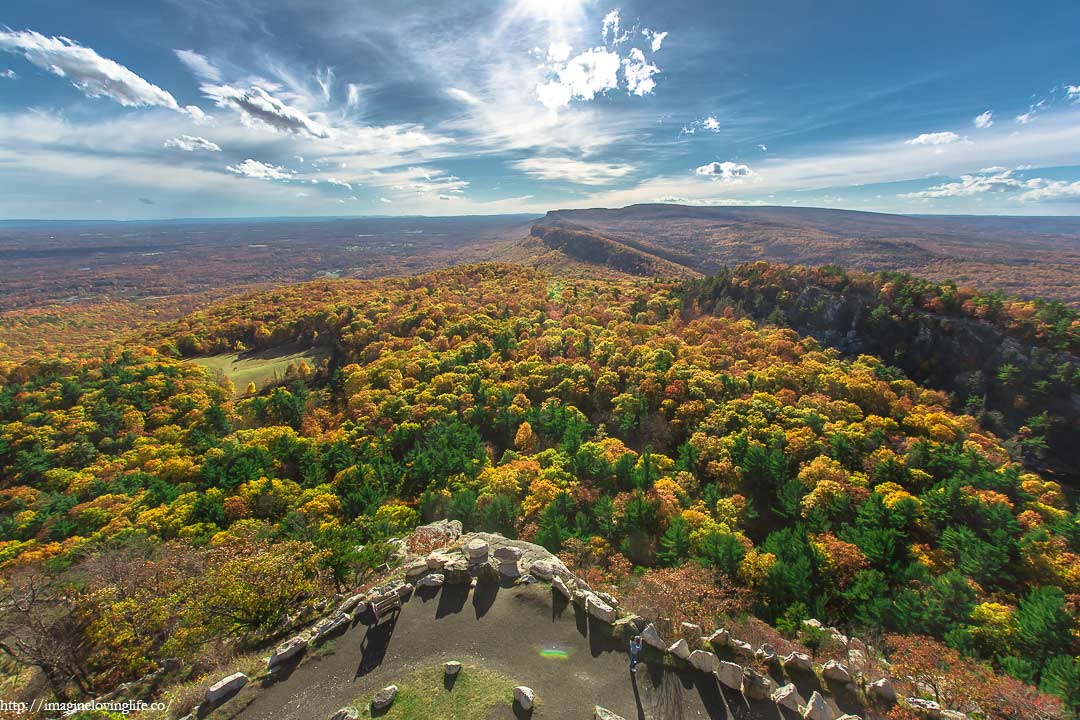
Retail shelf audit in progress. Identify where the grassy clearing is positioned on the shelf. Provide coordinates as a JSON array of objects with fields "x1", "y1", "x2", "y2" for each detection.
[
  {"x1": 351, "y1": 663, "x2": 523, "y2": 719},
  {"x1": 190, "y1": 345, "x2": 330, "y2": 396}
]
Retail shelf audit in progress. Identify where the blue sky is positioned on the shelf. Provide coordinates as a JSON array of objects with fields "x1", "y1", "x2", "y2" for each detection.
[{"x1": 3, "y1": 0, "x2": 1080, "y2": 219}]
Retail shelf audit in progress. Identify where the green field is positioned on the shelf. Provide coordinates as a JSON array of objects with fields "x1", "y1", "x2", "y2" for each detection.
[
  {"x1": 190, "y1": 345, "x2": 330, "y2": 395},
  {"x1": 353, "y1": 664, "x2": 522, "y2": 719}
]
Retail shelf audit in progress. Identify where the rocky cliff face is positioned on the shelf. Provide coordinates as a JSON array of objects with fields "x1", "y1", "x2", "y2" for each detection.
[
  {"x1": 688, "y1": 279, "x2": 1080, "y2": 485},
  {"x1": 528, "y1": 221, "x2": 697, "y2": 279}
]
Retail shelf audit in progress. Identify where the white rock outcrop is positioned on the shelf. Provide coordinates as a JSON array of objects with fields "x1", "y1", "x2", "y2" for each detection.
[
  {"x1": 803, "y1": 691, "x2": 834, "y2": 720},
  {"x1": 514, "y1": 686, "x2": 535, "y2": 711},
  {"x1": 667, "y1": 638, "x2": 691, "y2": 660},
  {"x1": 821, "y1": 659, "x2": 852, "y2": 683},
  {"x1": 688, "y1": 650, "x2": 718, "y2": 672},
  {"x1": 205, "y1": 672, "x2": 248, "y2": 705},
  {"x1": 641, "y1": 623, "x2": 666, "y2": 650},
  {"x1": 783, "y1": 651, "x2": 814, "y2": 672},
  {"x1": 772, "y1": 683, "x2": 805, "y2": 712},
  {"x1": 372, "y1": 685, "x2": 398, "y2": 711}
]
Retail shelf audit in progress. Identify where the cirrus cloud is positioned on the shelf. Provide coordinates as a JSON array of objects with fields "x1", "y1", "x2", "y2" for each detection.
[
  {"x1": 513, "y1": 156, "x2": 635, "y2": 185},
  {"x1": 202, "y1": 83, "x2": 332, "y2": 139},
  {"x1": 0, "y1": 29, "x2": 203, "y2": 118},
  {"x1": 164, "y1": 134, "x2": 221, "y2": 152}
]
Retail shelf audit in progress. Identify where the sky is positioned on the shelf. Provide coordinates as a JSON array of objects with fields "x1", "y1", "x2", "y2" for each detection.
[{"x1": 3, "y1": 0, "x2": 1080, "y2": 219}]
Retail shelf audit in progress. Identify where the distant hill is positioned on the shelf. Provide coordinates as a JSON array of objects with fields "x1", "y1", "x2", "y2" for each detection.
[{"x1": 525, "y1": 205, "x2": 1080, "y2": 306}]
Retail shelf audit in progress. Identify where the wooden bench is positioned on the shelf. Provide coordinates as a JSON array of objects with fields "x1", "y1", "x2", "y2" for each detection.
[{"x1": 371, "y1": 591, "x2": 401, "y2": 623}]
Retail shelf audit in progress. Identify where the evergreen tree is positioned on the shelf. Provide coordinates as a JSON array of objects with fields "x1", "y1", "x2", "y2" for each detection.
[{"x1": 656, "y1": 515, "x2": 691, "y2": 566}]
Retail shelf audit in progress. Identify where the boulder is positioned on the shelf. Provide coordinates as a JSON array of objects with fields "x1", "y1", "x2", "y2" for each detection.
[
  {"x1": 268, "y1": 635, "x2": 308, "y2": 667},
  {"x1": 337, "y1": 593, "x2": 366, "y2": 615},
  {"x1": 513, "y1": 686, "x2": 535, "y2": 711},
  {"x1": 493, "y1": 546, "x2": 522, "y2": 563},
  {"x1": 836, "y1": 716, "x2": 863, "y2": 720},
  {"x1": 667, "y1": 638, "x2": 691, "y2": 660},
  {"x1": 594, "y1": 707, "x2": 626, "y2": 720},
  {"x1": 204, "y1": 672, "x2": 248, "y2": 705},
  {"x1": 529, "y1": 560, "x2": 555, "y2": 580},
  {"x1": 783, "y1": 651, "x2": 814, "y2": 673},
  {"x1": 641, "y1": 623, "x2": 666, "y2": 650},
  {"x1": 821, "y1": 660, "x2": 851, "y2": 683},
  {"x1": 444, "y1": 661, "x2": 462, "y2": 676},
  {"x1": 404, "y1": 559, "x2": 430, "y2": 579},
  {"x1": 868, "y1": 678, "x2": 898, "y2": 704},
  {"x1": 688, "y1": 650, "x2": 718, "y2": 673},
  {"x1": 940, "y1": 712, "x2": 968, "y2": 720},
  {"x1": 552, "y1": 576, "x2": 572, "y2": 600},
  {"x1": 330, "y1": 708, "x2": 359, "y2": 720},
  {"x1": 498, "y1": 561, "x2": 521, "y2": 578},
  {"x1": 803, "y1": 691, "x2": 834, "y2": 720},
  {"x1": 416, "y1": 573, "x2": 445, "y2": 588},
  {"x1": 756, "y1": 643, "x2": 777, "y2": 663},
  {"x1": 907, "y1": 699, "x2": 942, "y2": 719},
  {"x1": 741, "y1": 667, "x2": 776, "y2": 700},
  {"x1": 313, "y1": 613, "x2": 350, "y2": 639},
  {"x1": 372, "y1": 685, "x2": 398, "y2": 711},
  {"x1": 426, "y1": 552, "x2": 452, "y2": 570},
  {"x1": 611, "y1": 615, "x2": 647, "y2": 639},
  {"x1": 730, "y1": 639, "x2": 753, "y2": 654},
  {"x1": 585, "y1": 593, "x2": 617, "y2": 623},
  {"x1": 443, "y1": 556, "x2": 471, "y2": 584},
  {"x1": 464, "y1": 537, "x2": 489, "y2": 561},
  {"x1": 706, "y1": 628, "x2": 730, "y2": 647},
  {"x1": 772, "y1": 683, "x2": 805, "y2": 712},
  {"x1": 715, "y1": 661, "x2": 743, "y2": 689},
  {"x1": 415, "y1": 518, "x2": 463, "y2": 539},
  {"x1": 472, "y1": 561, "x2": 500, "y2": 585}
]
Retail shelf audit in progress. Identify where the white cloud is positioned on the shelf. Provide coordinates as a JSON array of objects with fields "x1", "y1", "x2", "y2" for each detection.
[
  {"x1": 602, "y1": 10, "x2": 628, "y2": 45},
  {"x1": 703, "y1": 117, "x2": 720, "y2": 132},
  {"x1": 202, "y1": 83, "x2": 332, "y2": 138},
  {"x1": 974, "y1": 110, "x2": 993, "y2": 129},
  {"x1": 695, "y1": 161, "x2": 755, "y2": 183},
  {"x1": 446, "y1": 87, "x2": 481, "y2": 105},
  {"x1": 164, "y1": 135, "x2": 221, "y2": 152},
  {"x1": 0, "y1": 30, "x2": 193, "y2": 114},
  {"x1": 513, "y1": 157, "x2": 635, "y2": 185},
  {"x1": 326, "y1": 177, "x2": 353, "y2": 190},
  {"x1": 226, "y1": 158, "x2": 295, "y2": 180},
  {"x1": 295, "y1": 191, "x2": 310, "y2": 197},
  {"x1": 535, "y1": 11, "x2": 666, "y2": 111},
  {"x1": 1068, "y1": 85, "x2": 1080, "y2": 100},
  {"x1": 899, "y1": 165, "x2": 1080, "y2": 204},
  {"x1": 439, "y1": 193, "x2": 461, "y2": 200},
  {"x1": 379, "y1": 196, "x2": 392, "y2": 203},
  {"x1": 656, "y1": 196, "x2": 766, "y2": 206},
  {"x1": 0, "y1": 69, "x2": 16, "y2": 79},
  {"x1": 757, "y1": 144, "x2": 767, "y2": 151},
  {"x1": 1016, "y1": 111, "x2": 1035, "y2": 124},
  {"x1": 174, "y1": 49, "x2": 221, "y2": 82},
  {"x1": 622, "y1": 48, "x2": 659, "y2": 97},
  {"x1": 536, "y1": 47, "x2": 621, "y2": 111},
  {"x1": 905, "y1": 131, "x2": 963, "y2": 146},
  {"x1": 643, "y1": 30, "x2": 668, "y2": 53},
  {"x1": 346, "y1": 83, "x2": 361, "y2": 109},
  {"x1": 1018, "y1": 179, "x2": 1080, "y2": 202},
  {"x1": 547, "y1": 41, "x2": 572, "y2": 63}
]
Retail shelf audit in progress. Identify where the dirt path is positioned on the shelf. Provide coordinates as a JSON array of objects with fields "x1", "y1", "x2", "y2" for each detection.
[{"x1": 216, "y1": 582, "x2": 778, "y2": 720}]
